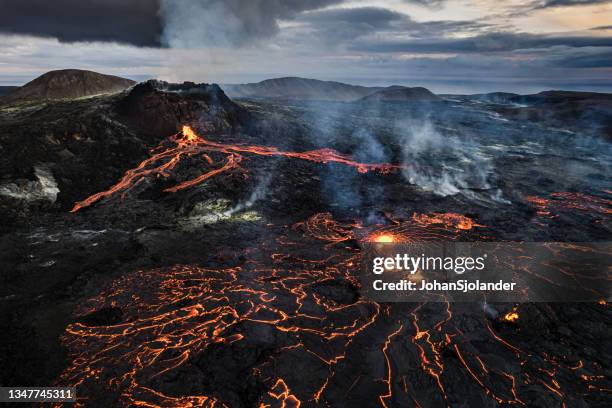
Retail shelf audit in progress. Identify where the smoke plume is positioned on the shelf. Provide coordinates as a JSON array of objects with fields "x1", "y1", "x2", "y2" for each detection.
[
  {"x1": 397, "y1": 118, "x2": 493, "y2": 197},
  {"x1": 159, "y1": 0, "x2": 343, "y2": 48}
]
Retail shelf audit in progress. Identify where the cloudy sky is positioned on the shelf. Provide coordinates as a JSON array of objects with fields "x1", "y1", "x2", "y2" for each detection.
[{"x1": 0, "y1": 0, "x2": 611, "y2": 93}]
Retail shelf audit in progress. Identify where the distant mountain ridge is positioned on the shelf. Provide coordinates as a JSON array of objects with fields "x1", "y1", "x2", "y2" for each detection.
[
  {"x1": 1, "y1": 69, "x2": 135, "y2": 105},
  {"x1": 509, "y1": 90, "x2": 612, "y2": 104},
  {"x1": 360, "y1": 86, "x2": 440, "y2": 102},
  {"x1": 462, "y1": 90, "x2": 612, "y2": 140},
  {"x1": 462, "y1": 90, "x2": 612, "y2": 105},
  {"x1": 223, "y1": 77, "x2": 383, "y2": 101},
  {"x1": 224, "y1": 77, "x2": 442, "y2": 102}
]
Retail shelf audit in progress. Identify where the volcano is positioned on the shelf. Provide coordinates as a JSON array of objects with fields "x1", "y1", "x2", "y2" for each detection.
[{"x1": 0, "y1": 73, "x2": 610, "y2": 407}]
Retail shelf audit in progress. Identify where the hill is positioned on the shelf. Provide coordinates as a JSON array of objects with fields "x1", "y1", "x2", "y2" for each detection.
[
  {"x1": 223, "y1": 77, "x2": 384, "y2": 101},
  {"x1": 508, "y1": 90, "x2": 612, "y2": 105},
  {"x1": 359, "y1": 86, "x2": 440, "y2": 102},
  {"x1": 1, "y1": 69, "x2": 135, "y2": 105}
]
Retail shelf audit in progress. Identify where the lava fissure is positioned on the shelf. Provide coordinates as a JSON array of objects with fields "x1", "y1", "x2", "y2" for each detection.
[{"x1": 71, "y1": 126, "x2": 404, "y2": 212}]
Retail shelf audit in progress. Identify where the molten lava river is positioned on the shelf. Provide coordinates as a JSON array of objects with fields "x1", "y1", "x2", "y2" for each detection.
[{"x1": 57, "y1": 127, "x2": 610, "y2": 407}]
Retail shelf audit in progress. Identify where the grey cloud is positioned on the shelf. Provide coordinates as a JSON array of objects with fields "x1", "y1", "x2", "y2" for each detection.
[
  {"x1": 0, "y1": 0, "x2": 162, "y2": 47},
  {"x1": 298, "y1": 7, "x2": 487, "y2": 46},
  {"x1": 351, "y1": 32, "x2": 612, "y2": 53},
  {"x1": 555, "y1": 54, "x2": 612, "y2": 67},
  {"x1": 302, "y1": 7, "x2": 405, "y2": 26},
  {"x1": 408, "y1": 20, "x2": 490, "y2": 38},
  {"x1": 296, "y1": 7, "x2": 407, "y2": 44},
  {"x1": 403, "y1": 0, "x2": 446, "y2": 7},
  {"x1": 542, "y1": 47, "x2": 612, "y2": 67},
  {"x1": 533, "y1": 0, "x2": 611, "y2": 8},
  {"x1": 0, "y1": 0, "x2": 345, "y2": 48}
]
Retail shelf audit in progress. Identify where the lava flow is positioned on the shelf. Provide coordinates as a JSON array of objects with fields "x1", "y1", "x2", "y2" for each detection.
[
  {"x1": 526, "y1": 191, "x2": 612, "y2": 222},
  {"x1": 292, "y1": 210, "x2": 484, "y2": 245},
  {"x1": 59, "y1": 128, "x2": 609, "y2": 407},
  {"x1": 71, "y1": 125, "x2": 404, "y2": 212},
  {"x1": 411, "y1": 212, "x2": 483, "y2": 231},
  {"x1": 55, "y1": 210, "x2": 610, "y2": 407}
]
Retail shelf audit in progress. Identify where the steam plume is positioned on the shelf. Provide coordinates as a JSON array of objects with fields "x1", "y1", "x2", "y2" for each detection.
[{"x1": 159, "y1": 0, "x2": 343, "y2": 48}]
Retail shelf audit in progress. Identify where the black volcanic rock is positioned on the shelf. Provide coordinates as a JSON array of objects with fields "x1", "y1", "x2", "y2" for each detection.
[
  {"x1": 77, "y1": 306, "x2": 123, "y2": 327},
  {"x1": 116, "y1": 80, "x2": 246, "y2": 137},
  {"x1": 497, "y1": 90, "x2": 612, "y2": 139},
  {"x1": 359, "y1": 86, "x2": 440, "y2": 102},
  {"x1": 223, "y1": 77, "x2": 383, "y2": 101},
  {"x1": 0, "y1": 69, "x2": 135, "y2": 106}
]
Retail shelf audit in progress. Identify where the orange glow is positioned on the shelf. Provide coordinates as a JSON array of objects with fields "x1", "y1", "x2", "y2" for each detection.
[
  {"x1": 526, "y1": 192, "x2": 612, "y2": 221},
  {"x1": 266, "y1": 379, "x2": 301, "y2": 408},
  {"x1": 503, "y1": 311, "x2": 519, "y2": 323},
  {"x1": 412, "y1": 212, "x2": 481, "y2": 230},
  {"x1": 372, "y1": 234, "x2": 396, "y2": 243}
]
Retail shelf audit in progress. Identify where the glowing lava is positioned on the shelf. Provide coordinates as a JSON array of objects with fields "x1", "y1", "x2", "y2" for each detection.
[
  {"x1": 54, "y1": 211, "x2": 609, "y2": 407},
  {"x1": 503, "y1": 311, "x2": 519, "y2": 323},
  {"x1": 371, "y1": 233, "x2": 397, "y2": 243},
  {"x1": 412, "y1": 212, "x2": 482, "y2": 231},
  {"x1": 526, "y1": 191, "x2": 612, "y2": 223},
  {"x1": 71, "y1": 125, "x2": 404, "y2": 212}
]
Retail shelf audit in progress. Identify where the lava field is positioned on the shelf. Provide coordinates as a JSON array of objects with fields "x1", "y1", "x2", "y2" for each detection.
[{"x1": 0, "y1": 81, "x2": 610, "y2": 407}]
